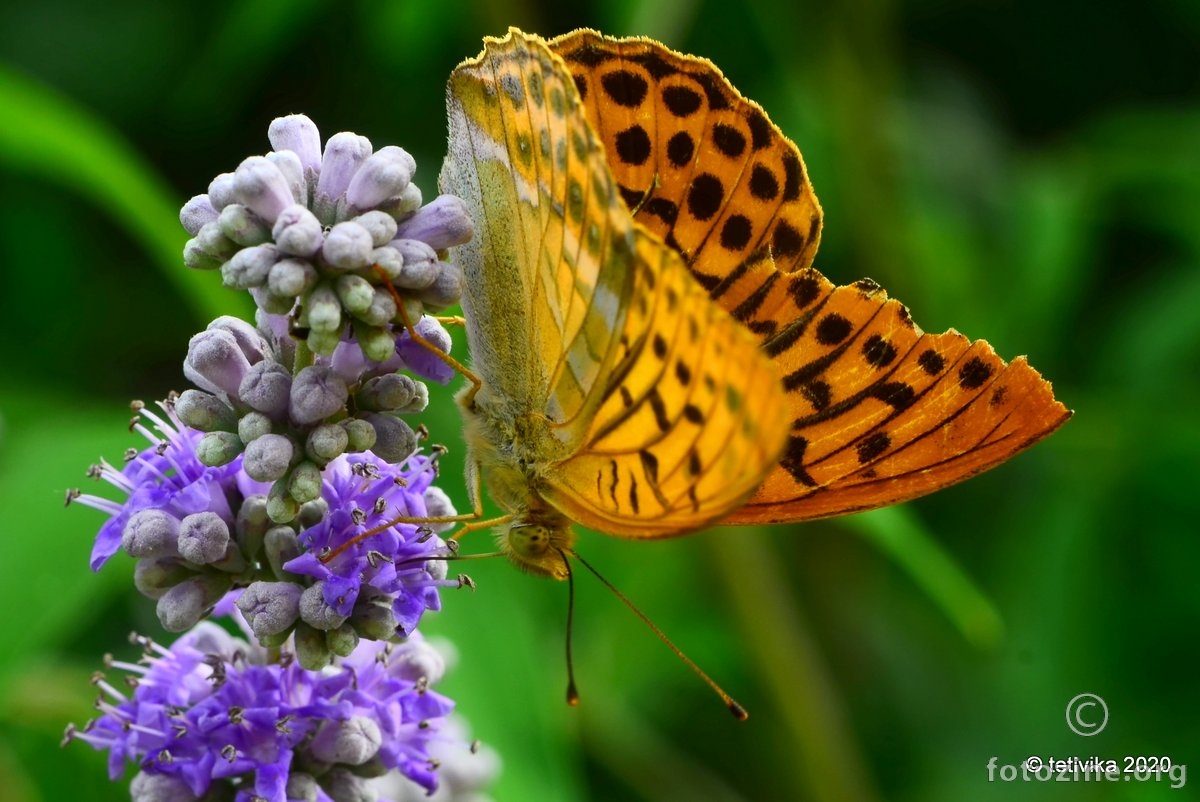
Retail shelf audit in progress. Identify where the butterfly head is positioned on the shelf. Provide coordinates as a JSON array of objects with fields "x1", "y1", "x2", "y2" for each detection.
[{"x1": 500, "y1": 507, "x2": 575, "y2": 580}]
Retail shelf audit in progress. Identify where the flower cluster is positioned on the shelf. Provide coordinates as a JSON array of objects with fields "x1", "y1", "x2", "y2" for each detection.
[
  {"x1": 65, "y1": 620, "x2": 479, "y2": 801},
  {"x1": 67, "y1": 115, "x2": 497, "y2": 800}
]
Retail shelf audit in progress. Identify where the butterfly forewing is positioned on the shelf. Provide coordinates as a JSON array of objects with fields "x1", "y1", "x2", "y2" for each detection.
[
  {"x1": 551, "y1": 30, "x2": 824, "y2": 286},
  {"x1": 444, "y1": 30, "x2": 638, "y2": 436},
  {"x1": 544, "y1": 227, "x2": 792, "y2": 537}
]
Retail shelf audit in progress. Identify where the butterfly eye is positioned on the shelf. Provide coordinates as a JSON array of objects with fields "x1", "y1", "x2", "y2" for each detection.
[{"x1": 508, "y1": 522, "x2": 552, "y2": 559}]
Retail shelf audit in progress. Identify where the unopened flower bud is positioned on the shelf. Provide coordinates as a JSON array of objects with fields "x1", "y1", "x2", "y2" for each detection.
[
  {"x1": 208, "y1": 315, "x2": 269, "y2": 363},
  {"x1": 177, "y1": 511, "x2": 231, "y2": 565},
  {"x1": 217, "y1": 203, "x2": 271, "y2": 246},
  {"x1": 236, "y1": 580, "x2": 302, "y2": 638},
  {"x1": 390, "y1": 239, "x2": 440, "y2": 290},
  {"x1": 207, "y1": 172, "x2": 237, "y2": 211},
  {"x1": 315, "y1": 132, "x2": 372, "y2": 217},
  {"x1": 326, "y1": 623, "x2": 359, "y2": 658},
  {"x1": 294, "y1": 622, "x2": 332, "y2": 670},
  {"x1": 305, "y1": 329, "x2": 341, "y2": 358},
  {"x1": 307, "y1": 423, "x2": 349, "y2": 462},
  {"x1": 180, "y1": 195, "x2": 218, "y2": 236},
  {"x1": 298, "y1": 497, "x2": 329, "y2": 530},
  {"x1": 335, "y1": 274, "x2": 375, "y2": 314},
  {"x1": 299, "y1": 582, "x2": 349, "y2": 631},
  {"x1": 357, "y1": 287, "x2": 398, "y2": 328},
  {"x1": 182, "y1": 237, "x2": 223, "y2": 270},
  {"x1": 131, "y1": 770, "x2": 196, "y2": 802},
  {"x1": 233, "y1": 156, "x2": 295, "y2": 225},
  {"x1": 377, "y1": 182, "x2": 423, "y2": 219},
  {"x1": 264, "y1": 524, "x2": 301, "y2": 576},
  {"x1": 288, "y1": 460, "x2": 323, "y2": 504},
  {"x1": 157, "y1": 573, "x2": 232, "y2": 632},
  {"x1": 423, "y1": 486, "x2": 457, "y2": 534},
  {"x1": 362, "y1": 414, "x2": 416, "y2": 463},
  {"x1": 122, "y1": 509, "x2": 181, "y2": 558},
  {"x1": 221, "y1": 243, "x2": 278, "y2": 289},
  {"x1": 196, "y1": 431, "x2": 243, "y2": 466},
  {"x1": 368, "y1": 245, "x2": 403, "y2": 280},
  {"x1": 290, "y1": 366, "x2": 349, "y2": 425},
  {"x1": 195, "y1": 221, "x2": 238, "y2": 261},
  {"x1": 243, "y1": 433, "x2": 294, "y2": 482},
  {"x1": 340, "y1": 418, "x2": 377, "y2": 452},
  {"x1": 349, "y1": 599, "x2": 398, "y2": 640},
  {"x1": 357, "y1": 373, "x2": 417, "y2": 412},
  {"x1": 353, "y1": 210, "x2": 399, "y2": 247},
  {"x1": 310, "y1": 716, "x2": 382, "y2": 765},
  {"x1": 174, "y1": 390, "x2": 237, "y2": 432},
  {"x1": 237, "y1": 410, "x2": 274, "y2": 443},
  {"x1": 415, "y1": 260, "x2": 463, "y2": 310},
  {"x1": 321, "y1": 221, "x2": 373, "y2": 271},
  {"x1": 389, "y1": 636, "x2": 447, "y2": 683},
  {"x1": 346, "y1": 146, "x2": 416, "y2": 211},
  {"x1": 285, "y1": 773, "x2": 319, "y2": 802},
  {"x1": 236, "y1": 494, "x2": 270, "y2": 559},
  {"x1": 239, "y1": 361, "x2": 293, "y2": 419},
  {"x1": 266, "y1": 149, "x2": 307, "y2": 208},
  {"x1": 394, "y1": 194, "x2": 474, "y2": 250},
  {"x1": 268, "y1": 114, "x2": 322, "y2": 173},
  {"x1": 133, "y1": 557, "x2": 193, "y2": 598},
  {"x1": 252, "y1": 287, "x2": 296, "y2": 315},
  {"x1": 273, "y1": 204, "x2": 324, "y2": 257},
  {"x1": 268, "y1": 258, "x2": 319, "y2": 298},
  {"x1": 307, "y1": 282, "x2": 343, "y2": 334}
]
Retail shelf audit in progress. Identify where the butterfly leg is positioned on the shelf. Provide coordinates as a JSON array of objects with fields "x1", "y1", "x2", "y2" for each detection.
[
  {"x1": 371, "y1": 265, "x2": 482, "y2": 393},
  {"x1": 432, "y1": 315, "x2": 466, "y2": 327}
]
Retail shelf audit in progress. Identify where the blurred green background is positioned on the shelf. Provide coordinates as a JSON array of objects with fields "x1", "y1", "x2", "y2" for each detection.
[{"x1": 2, "y1": 1, "x2": 1197, "y2": 800}]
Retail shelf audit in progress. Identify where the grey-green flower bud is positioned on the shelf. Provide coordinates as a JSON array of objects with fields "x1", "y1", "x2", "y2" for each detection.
[
  {"x1": 326, "y1": 623, "x2": 359, "y2": 658},
  {"x1": 268, "y1": 258, "x2": 318, "y2": 298},
  {"x1": 290, "y1": 366, "x2": 349, "y2": 425},
  {"x1": 196, "y1": 430, "x2": 243, "y2": 466},
  {"x1": 356, "y1": 287, "x2": 398, "y2": 328},
  {"x1": 288, "y1": 460, "x2": 323, "y2": 504},
  {"x1": 310, "y1": 716, "x2": 382, "y2": 766},
  {"x1": 348, "y1": 599, "x2": 398, "y2": 640},
  {"x1": 175, "y1": 389, "x2": 237, "y2": 432},
  {"x1": 252, "y1": 287, "x2": 296, "y2": 315},
  {"x1": 298, "y1": 497, "x2": 329, "y2": 529},
  {"x1": 273, "y1": 204, "x2": 324, "y2": 258},
  {"x1": 235, "y1": 494, "x2": 270, "y2": 560},
  {"x1": 185, "y1": 327, "x2": 254, "y2": 397},
  {"x1": 221, "y1": 243, "x2": 278, "y2": 289},
  {"x1": 377, "y1": 181, "x2": 422, "y2": 220},
  {"x1": 122, "y1": 509, "x2": 181, "y2": 558},
  {"x1": 239, "y1": 361, "x2": 293, "y2": 419},
  {"x1": 131, "y1": 770, "x2": 196, "y2": 802},
  {"x1": 157, "y1": 573, "x2": 232, "y2": 632},
  {"x1": 353, "y1": 210, "x2": 399, "y2": 247},
  {"x1": 362, "y1": 414, "x2": 416, "y2": 463},
  {"x1": 367, "y1": 245, "x2": 403, "y2": 280},
  {"x1": 182, "y1": 237, "x2": 223, "y2": 270},
  {"x1": 321, "y1": 221, "x2": 373, "y2": 272},
  {"x1": 294, "y1": 622, "x2": 333, "y2": 670},
  {"x1": 357, "y1": 373, "x2": 418, "y2": 412},
  {"x1": 236, "y1": 580, "x2": 302, "y2": 638},
  {"x1": 307, "y1": 282, "x2": 343, "y2": 334},
  {"x1": 306, "y1": 423, "x2": 349, "y2": 462},
  {"x1": 217, "y1": 203, "x2": 272, "y2": 247},
  {"x1": 354, "y1": 323, "x2": 396, "y2": 363},
  {"x1": 195, "y1": 221, "x2": 238, "y2": 261},
  {"x1": 340, "y1": 418, "x2": 377, "y2": 453},
  {"x1": 263, "y1": 524, "x2": 301, "y2": 577},
  {"x1": 233, "y1": 156, "x2": 295, "y2": 225},
  {"x1": 389, "y1": 636, "x2": 447, "y2": 683},
  {"x1": 306, "y1": 329, "x2": 341, "y2": 358},
  {"x1": 237, "y1": 410, "x2": 274, "y2": 444},
  {"x1": 299, "y1": 582, "x2": 349, "y2": 631},
  {"x1": 285, "y1": 772, "x2": 319, "y2": 802},
  {"x1": 335, "y1": 274, "x2": 375, "y2": 315},
  {"x1": 243, "y1": 433, "x2": 295, "y2": 482},
  {"x1": 133, "y1": 557, "x2": 193, "y2": 599},
  {"x1": 390, "y1": 239, "x2": 439, "y2": 290},
  {"x1": 177, "y1": 511, "x2": 231, "y2": 565},
  {"x1": 393, "y1": 379, "x2": 428, "y2": 415}
]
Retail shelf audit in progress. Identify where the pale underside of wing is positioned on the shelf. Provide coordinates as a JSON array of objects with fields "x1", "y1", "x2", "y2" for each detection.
[
  {"x1": 443, "y1": 29, "x2": 638, "y2": 445},
  {"x1": 551, "y1": 29, "x2": 824, "y2": 285},
  {"x1": 708, "y1": 255, "x2": 1072, "y2": 523},
  {"x1": 543, "y1": 227, "x2": 792, "y2": 537}
]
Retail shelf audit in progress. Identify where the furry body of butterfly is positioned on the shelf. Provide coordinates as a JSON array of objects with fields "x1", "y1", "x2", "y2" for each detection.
[{"x1": 440, "y1": 28, "x2": 1070, "y2": 580}]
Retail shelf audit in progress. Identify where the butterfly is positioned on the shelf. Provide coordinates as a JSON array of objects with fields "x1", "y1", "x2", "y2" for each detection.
[{"x1": 440, "y1": 28, "x2": 1070, "y2": 580}]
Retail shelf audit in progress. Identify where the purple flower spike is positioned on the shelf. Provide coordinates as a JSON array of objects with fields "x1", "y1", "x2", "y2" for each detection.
[{"x1": 66, "y1": 623, "x2": 462, "y2": 799}]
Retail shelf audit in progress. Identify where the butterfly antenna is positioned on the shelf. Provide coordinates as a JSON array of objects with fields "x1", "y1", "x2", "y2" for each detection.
[
  {"x1": 560, "y1": 549, "x2": 581, "y2": 707},
  {"x1": 569, "y1": 550, "x2": 748, "y2": 720}
]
